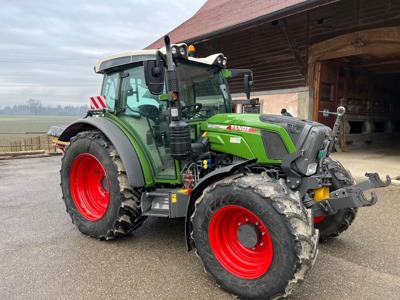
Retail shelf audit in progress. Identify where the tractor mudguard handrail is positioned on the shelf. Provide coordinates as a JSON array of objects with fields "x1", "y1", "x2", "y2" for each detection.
[{"x1": 314, "y1": 172, "x2": 391, "y2": 216}]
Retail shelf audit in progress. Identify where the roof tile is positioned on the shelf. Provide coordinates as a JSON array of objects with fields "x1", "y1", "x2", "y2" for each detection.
[{"x1": 146, "y1": 0, "x2": 308, "y2": 49}]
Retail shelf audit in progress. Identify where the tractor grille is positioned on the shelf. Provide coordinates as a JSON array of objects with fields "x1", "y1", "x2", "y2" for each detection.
[
  {"x1": 259, "y1": 114, "x2": 316, "y2": 145},
  {"x1": 260, "y1": 130, "x2": 289, "y2": 160}
]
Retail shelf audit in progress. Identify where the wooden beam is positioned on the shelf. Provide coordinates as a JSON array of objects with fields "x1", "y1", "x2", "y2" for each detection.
[
  {"x1": 309, "y1": 26, "x2": 400, "y2": 63},
  {"x1": 371, "y1": 68, "x2": 400, "y2": 75},
  {"x1": 313, "y1": 62, "x2": 322, "y2": 122},
  {"x1": 279, "y1": 18, "x2": 307, "y2": 76},
  {"x1": 355, "y1": 58, "x2": 400, "y2": 68}
]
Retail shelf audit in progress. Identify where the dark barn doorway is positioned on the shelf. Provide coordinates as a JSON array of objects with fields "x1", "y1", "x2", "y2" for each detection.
[{"x1": 311, "y1": 27, "x2": 400, "y2": 148}]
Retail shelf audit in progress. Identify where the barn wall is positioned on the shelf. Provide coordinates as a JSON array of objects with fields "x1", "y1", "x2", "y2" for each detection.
[
  {"x1": 231, "y1": 87, "x2": 311, "y2": 118},
  {"x1": 191, "y1": 0, "x2": 400, "y2": 122},
  {"x1": 193, "y1": 0, "x2": 400, "y2": 92},
  {"x1": 194, "y1": 15, "x2": 308, "y2": 93}
]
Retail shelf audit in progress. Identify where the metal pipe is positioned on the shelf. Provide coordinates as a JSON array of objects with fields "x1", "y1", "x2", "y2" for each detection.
[{"x1": 326, "y1": 106, "x2": 345, "y2": 156}]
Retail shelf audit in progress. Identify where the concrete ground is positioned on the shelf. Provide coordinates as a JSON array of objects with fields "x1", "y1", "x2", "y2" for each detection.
[
  {"x1": 0, "y1": 150, "x2": 399, "y2": 300},
  {"x1": 331, "y1": 143, "x2": 400, "y2": 183}
]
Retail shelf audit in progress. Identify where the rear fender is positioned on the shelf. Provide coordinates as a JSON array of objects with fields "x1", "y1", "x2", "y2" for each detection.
[
  {"x1": 184, "y1": 159, "x2": 257, "y2": 251},
  {"x1": 59, "y1": 117, "x2": 146, "y2": 187}
]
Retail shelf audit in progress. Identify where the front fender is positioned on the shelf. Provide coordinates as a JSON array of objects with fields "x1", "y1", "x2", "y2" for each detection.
[
  {"x1": 59, "y1": 117, "x2": 146, "y2": 187},
  {"x1": 325, "y1": 157, "x2": 355, "y2": 186}
]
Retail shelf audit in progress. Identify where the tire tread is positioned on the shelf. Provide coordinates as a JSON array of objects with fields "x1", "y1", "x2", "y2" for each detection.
[{"x1": 191, "y1": 173, "x2": 319, "y2": 299}]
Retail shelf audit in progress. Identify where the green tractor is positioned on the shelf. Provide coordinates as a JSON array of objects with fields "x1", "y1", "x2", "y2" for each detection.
[{"x1": 55, "y1": 36, "x2": 390, "y2": 299}]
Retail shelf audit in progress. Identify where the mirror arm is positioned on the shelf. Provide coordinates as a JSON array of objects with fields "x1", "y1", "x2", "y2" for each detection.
[{"x1": 229, "y1": 68, "x2": 252, "y2": 78}]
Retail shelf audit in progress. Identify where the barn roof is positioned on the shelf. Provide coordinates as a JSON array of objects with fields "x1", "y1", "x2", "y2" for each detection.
[{"x1": 146, "y1": 0, "x2": 338, "y2": 49}]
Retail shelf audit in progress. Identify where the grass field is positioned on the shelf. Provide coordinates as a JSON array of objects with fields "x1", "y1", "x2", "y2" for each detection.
[{"x1": 0, "y1": 115, "x2": 80, "y2": 148}]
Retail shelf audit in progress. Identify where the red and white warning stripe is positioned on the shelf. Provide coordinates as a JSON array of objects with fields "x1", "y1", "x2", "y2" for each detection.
[{"x1": 90, "y1": 95, "x2": 107, "y2": 110}]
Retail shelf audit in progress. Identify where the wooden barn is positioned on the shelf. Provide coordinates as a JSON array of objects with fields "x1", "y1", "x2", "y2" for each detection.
[{"x1": 148, "y1": 0, "x2": 400, "y2": 148}]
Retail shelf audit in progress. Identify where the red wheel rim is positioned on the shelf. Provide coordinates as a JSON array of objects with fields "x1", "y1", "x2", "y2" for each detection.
[
  {"x1": 314, "y1": 216, "x2": 327, "y2": 224},
  {"x1": 70, "y1": 153, "x2": 110, "y2": 221},
  {"x1": 209, "y1": 205, "x2": 274, "y2": 279}
]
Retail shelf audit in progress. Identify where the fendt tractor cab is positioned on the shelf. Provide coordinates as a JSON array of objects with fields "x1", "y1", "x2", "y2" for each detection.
[{"x1": 53, "y1": 36, "x2": 390, "y2": 299}]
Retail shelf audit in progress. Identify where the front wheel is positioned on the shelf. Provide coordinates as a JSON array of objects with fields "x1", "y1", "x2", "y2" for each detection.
[
  {"x1": 60, "y1": 131, "x2": 146, "y2": 239},
  {"x1": 314, "y1": 208, "x2": 357, "y2": 241},
  {"x1": 314, "y1": 158, "x2": 358, "y2": 241},
  {"x1": 192, "y1": 173, "x2": 318, "y2": 299}
]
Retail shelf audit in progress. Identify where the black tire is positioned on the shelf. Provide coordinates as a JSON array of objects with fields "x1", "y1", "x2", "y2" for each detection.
[
  {"x1": 60, "y1": 131, "x2": 146, "y2": 239},
  {"x1": 191, "y1": 173, "x2": 318, "y2": 299},
  {"x1": 314, "y1": 208, "x2": 357, "y2": 241},
  {"x1": 315, "y1": 158, "x2": 358, "y2": 241}
]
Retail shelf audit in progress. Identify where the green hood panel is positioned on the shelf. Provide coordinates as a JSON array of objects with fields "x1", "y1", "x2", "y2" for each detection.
[
  {"x1": 201, "y1": 114, "x2": 296, "y2": 163},
  {"x1": 204, "y1": 114, "x2": 294, "y2": 132}
]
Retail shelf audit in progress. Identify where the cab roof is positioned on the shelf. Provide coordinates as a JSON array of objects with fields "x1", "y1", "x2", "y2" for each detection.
[{"x1": 94, "y1": 46, "x2": 225, "y2": 73}]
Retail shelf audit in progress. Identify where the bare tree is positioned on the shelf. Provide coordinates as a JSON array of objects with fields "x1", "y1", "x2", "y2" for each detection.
[{"x1": 28, "y1": 99, "x2": 42, "y2": 115}]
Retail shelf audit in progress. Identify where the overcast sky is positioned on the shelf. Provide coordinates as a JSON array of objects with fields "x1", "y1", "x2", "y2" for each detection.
[{"x1": 0, "y1": 0, "x2": 206, "y2": 108}]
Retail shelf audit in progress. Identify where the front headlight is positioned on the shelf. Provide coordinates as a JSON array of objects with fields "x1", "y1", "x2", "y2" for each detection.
[
  {"x1": 179, "y1": 47, "x2": 186, "y2": 56},
  {"x1": 212, "y1": 54, "x2": 227, "y2": 67},
  {"x1": 306, "y1": 163, "x2": 318, "y2": 175}
]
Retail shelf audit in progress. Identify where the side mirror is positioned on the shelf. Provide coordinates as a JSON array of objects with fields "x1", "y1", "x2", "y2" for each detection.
[
  {"x1": 244, "y1": 73, "x2": 253, "y2": 100},
  {"x1": 144, "y1": 56, "x2": 165, "y2": 95}
]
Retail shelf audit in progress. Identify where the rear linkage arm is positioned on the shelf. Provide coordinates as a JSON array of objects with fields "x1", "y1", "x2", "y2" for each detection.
[{"x1": 315, "y1": 173, "x2": 391, "y2": 216}]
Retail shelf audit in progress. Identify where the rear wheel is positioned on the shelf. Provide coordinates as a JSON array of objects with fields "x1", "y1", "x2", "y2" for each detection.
[
  {"x1": 61, "y1": 131, "x2": 146, "y2": 239},
  {"x1": 192, "y1": 173, "x2": 318, "y2": 299}
]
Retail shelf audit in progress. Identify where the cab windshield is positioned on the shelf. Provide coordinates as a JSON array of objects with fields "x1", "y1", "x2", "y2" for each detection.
[
  {"x1": 100, "y1": 60, "x2": 230, "y2": 121},
  {"x1": 175, "y1": 59, "x2": 231, "y2": 120}
]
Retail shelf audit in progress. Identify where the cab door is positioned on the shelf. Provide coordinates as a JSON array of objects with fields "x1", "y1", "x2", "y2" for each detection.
[{"x1": 102, "y1": 64, "x2": 177, "y2": 181}]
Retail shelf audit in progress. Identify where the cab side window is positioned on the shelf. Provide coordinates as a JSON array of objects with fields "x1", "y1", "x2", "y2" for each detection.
[
  {"x1": 121, "y1": 66, "x2": 161, "y2": 117},
  {"x1": 101, "y1": 72, "x2": 118, "y2": 110}
]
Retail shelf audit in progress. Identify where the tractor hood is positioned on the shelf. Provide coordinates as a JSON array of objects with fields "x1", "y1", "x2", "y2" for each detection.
[
  {"x1": 203, "y1": 113, "x2": 330, "y2": 148},
  {"x1": 202, "y1": 113, "x2": 331, "y2": 162},
  {"x1": 259, "y1": 114, "x2": 331, "y2": 147},
  {"x1": 203, "y1": 113, "x2": 278, "y2": 133},
  {"x1": 201, "y1": 113, "x2": 296, "y2": 162}
]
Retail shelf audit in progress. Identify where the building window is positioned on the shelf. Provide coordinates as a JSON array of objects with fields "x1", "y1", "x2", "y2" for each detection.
[{"x1": 320, "y1": 83, "x2": 333, "y2": 101}]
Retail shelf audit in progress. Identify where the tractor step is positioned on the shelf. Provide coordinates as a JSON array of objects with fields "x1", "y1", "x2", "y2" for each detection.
[
  {"x1": 141, "y1": 188, "x2": 190, "y2": 218},
  {"x1": 141, "y1": 190, "x2": 170, "y2": 217}
]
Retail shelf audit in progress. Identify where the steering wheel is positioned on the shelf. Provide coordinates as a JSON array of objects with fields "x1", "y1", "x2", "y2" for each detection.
[{"x1": 181, "y1": 103, "x2": 203, "y2": 118}]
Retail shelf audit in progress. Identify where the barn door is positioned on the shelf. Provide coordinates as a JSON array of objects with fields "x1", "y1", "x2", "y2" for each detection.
[{"x1": 314, "y1": 61, "x2": 339, "y2": 128}]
